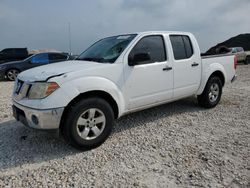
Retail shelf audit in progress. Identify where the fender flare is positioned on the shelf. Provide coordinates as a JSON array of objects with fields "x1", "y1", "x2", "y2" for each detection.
[
  {"x1": 56, "y1": 76, "x2": 126, "y2": 117},
  {"x1": 196, "y1": 63, "x2": 226, "y2": 95}
]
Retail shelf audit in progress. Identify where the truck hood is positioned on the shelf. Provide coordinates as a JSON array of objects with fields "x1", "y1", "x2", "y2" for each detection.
[{"x1": 18, "y1": 60, "x2": 109, "y2": 82}]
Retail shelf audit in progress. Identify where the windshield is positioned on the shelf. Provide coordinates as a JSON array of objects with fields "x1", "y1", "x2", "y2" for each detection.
[
  {"x1": 76, "y1": 34, "x2": 137, "y2": 63},
  {"x1": 23, "y1": 54, "x2": 36, "y2": 61}
]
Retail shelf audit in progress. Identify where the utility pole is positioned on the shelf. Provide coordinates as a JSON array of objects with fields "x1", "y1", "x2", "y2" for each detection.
[{"x1": 68, "y1": 22, "x2": 72, "y2": 55}]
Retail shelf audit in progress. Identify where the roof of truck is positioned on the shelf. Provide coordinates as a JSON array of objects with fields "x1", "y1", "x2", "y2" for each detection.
[
  {"x1": 136, "y1": 31, "x2": 192, "y2": 35},
  {"x1": 102, "y1": 31, "x2": 193, "y2": 40}
]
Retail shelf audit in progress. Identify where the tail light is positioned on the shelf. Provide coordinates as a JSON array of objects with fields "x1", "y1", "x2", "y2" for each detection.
[{"x1": 234, "y1": 55, "x2": 237, "y2": 70}]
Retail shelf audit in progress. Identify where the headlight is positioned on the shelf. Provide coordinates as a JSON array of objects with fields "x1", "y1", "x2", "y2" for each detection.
[{"x1": 28, "y1": 82, "x2": 59, "y2": 99}]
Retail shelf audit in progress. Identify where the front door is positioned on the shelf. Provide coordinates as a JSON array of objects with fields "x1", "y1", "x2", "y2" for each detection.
[
  {"x1": 30, "y1": 53, "x2": 49, "y2": 68},
  {"x1": 123, "y1": 35, "x2": 174, "y2": 110}
]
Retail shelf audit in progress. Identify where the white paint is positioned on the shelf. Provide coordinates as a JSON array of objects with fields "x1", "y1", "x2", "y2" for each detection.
[{"x1": 14, "y1": 31, "x2": 236, "y2": 118}]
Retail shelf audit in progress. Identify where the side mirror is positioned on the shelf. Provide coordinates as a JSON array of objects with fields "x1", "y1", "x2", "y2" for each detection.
[{"x1": 128, "y1": 53, "x2": 151, "y2": 66}]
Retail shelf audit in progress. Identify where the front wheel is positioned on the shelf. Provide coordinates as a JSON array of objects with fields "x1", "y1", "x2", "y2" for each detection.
[
  {"x1": 6, "y1": 69, "x2": 19, "y2": 81},
  {"x1": 62, "y1": 97, "x2": 114, "y2": 150},
  {"x1": 197, "y1": 76, "x2": 222, "y2": 108}
]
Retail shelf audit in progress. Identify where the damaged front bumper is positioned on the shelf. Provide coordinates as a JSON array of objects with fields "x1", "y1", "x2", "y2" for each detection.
[{"x1": 12, "y1": 101, "x2": 64, "y2": 130}]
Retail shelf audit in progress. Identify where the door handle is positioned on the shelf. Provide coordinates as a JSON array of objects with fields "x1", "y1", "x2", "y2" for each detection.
[
  {"x1": 191, "y1": 62, "x2": 199, "y2": 67},
  {"x1": 163, "y1": 66, "x2": 172, "y2": 71}
]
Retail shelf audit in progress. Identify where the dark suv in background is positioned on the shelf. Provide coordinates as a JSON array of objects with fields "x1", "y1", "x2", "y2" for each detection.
[
  {"x1": 0, "y1": 48, "x2": 30, "y2": 64},
  {"x1": 0, "y1": 52, "x2": 70, "y2": 81}
]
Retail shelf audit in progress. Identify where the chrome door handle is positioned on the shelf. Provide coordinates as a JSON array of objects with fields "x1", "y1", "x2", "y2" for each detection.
[
  {"x1": 163, "y1": 66, "x2": 172, "y2": 71},
  {"x1": 191, "y1": 62, "x2": 199, "y2": 67}
]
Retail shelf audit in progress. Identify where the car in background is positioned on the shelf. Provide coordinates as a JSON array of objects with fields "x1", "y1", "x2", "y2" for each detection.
[
  {"x1": 229, "y1": 47, "x2": 247, "y2": 64},
  {"x1": 0, "y1": 48, "x2": 30, "y2": 64},
  {"x1": 245, "y1": 51, "x2": 250, "y2": 64},
  {"x1": 0, "y1": 52, "x2": 70, "y2": 81}
]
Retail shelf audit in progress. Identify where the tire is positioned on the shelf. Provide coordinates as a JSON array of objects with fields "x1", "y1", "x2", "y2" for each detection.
[
  {"x1": 62, "y1": 97, "x2": 114, "y2": 150},
  {"x1": 245, "y1": 56, "x2": 250, "y2": 65},
  {"x1": 6, "y1": 69, "x2": 19, "y2": 81},
  {"x1": 197, "y1": 76, "x2": 222, "y2": 108}
]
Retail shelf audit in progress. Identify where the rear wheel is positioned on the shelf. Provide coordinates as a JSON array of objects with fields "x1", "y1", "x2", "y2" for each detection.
[
  {"x1": 245, "y1": 56, "x2": 250, "y2": 65},
  {"x1": 197, "y1": 76, "x2": 222, "y2": 108},
  {"x1": 6, "y1": 69, "x2": 19, "y2": 81},
  {"x1": 62, "y1": 97, "x2": 114, "y2": 150}
]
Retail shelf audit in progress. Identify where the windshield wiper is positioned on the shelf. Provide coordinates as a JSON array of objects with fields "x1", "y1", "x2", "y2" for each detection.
[
  {"x1": 76, "y1": 57, "x2": 95, "y2": 61},
  {"x1": 76, "y1": 57, "x2": 106, "y2": 63}
]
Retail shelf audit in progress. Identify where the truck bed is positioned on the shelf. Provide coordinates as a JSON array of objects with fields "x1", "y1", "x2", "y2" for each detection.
[
  {"x1": 201, "y1": 53, "x2": 233, "y2": 59},
  {"x1": 201, "y1": 54, "x2": 236, "y2": 84}
]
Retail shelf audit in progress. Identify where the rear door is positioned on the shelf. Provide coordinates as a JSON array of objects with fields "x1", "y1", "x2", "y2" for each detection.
[{"x1": 170, "y1": 35, "x2": 201, "y2": 98}]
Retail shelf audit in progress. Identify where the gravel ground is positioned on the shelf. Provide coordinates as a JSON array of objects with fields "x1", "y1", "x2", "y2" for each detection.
[{"x1": 0, "y1": 65, "x2": 249, "y2": 187}]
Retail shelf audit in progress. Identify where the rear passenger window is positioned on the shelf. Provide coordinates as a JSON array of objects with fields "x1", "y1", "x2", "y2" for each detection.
[
  {"x1": 49, "y1": 54, "x2": 68, "y2": 61},
  {"x1": 236, "y1": 47, "x2": 243, "y2": 52},
  {"x1": 170, "y1": 35, "x2": 193, "y2": 60},
  {"x1": 182, "y1": 36, "x2": 193, "y2": 58},
  {"x1": 170, "y1": 36, "x2": 186, "y2": 60}
]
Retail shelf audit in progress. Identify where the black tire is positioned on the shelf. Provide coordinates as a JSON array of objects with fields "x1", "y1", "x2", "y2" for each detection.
[
  {"x1": 197, "y1": 76, "x2": 222, "y2": 108},
  {"x1": 6, "y1": 69, "x2": 19, "y2": 81},
  {"x1": 245, "y1": 56, "x2": 250, "y2": 65},
  {"x1": 62, "y1": 97, "x2": 114, "y2": 150}
]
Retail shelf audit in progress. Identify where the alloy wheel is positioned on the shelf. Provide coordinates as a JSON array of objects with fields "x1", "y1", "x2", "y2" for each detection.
[
  {"x1": 76, "y1": 108, "x2": 106, "y2": 140},
  {"x1": 7, "y1": 69, "x2": 19, "y2": 81},
  {"x1": 208, "y1": 83, "x2": 219, "y2": 103}
]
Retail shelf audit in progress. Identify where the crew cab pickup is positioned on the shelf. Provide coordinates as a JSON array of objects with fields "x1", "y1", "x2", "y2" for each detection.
[{"x1": 12, "y1": 31, "x2": 237, "y2": 150}]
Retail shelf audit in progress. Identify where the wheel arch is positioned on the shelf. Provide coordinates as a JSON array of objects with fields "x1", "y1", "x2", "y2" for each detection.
[
  {"x1": 245, "y1": 55, "x2": 250, "y2": 64},
  {"x1": 197, "y1": 68, "x2": 226, "y2": 95},
  {"x1": 59, "y1": 90, "x2": 119, "y2": 131},
  {"x1": 209, "y1": 71, "x2": 225, "y2": 87},
  {"x1": 5, "y1": 67, "x2": 20, "y2": 75},
  {"x1": 5, "y1": 67, "x2": 21, "y2": 80}
]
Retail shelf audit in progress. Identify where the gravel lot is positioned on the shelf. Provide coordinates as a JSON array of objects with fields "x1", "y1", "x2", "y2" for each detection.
[{"x1": 0, "y1": 65, "x2": 249, "y2": 187}]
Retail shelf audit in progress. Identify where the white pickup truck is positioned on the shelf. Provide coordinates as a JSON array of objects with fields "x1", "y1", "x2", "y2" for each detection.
[{"x1": 12, "y1": 31, "x2": 237, "y2": 150}]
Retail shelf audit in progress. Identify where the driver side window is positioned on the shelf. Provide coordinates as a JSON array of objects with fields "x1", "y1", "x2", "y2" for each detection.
[
  {"x1": 128, "y1": 35, "x2": 167, "y2": 65},
  {"x1": 31, "y1": 53, "x2": 49, "y2": 64}
]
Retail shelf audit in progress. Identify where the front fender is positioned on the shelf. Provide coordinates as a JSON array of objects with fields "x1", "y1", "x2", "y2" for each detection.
[
  {"x1": 196, "y1": 63, "x2": 227, "y2": 95},
  {"x1": 42, "y1": 76, "x2": 125, "y2": 117}
]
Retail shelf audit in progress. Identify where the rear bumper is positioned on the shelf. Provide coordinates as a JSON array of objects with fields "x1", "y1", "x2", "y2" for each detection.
[
  {"x1": 12, "y1": 101, "x2": 64, "y2": 130},
  {"x1": 231, "y1": 75, "x2": 237, "y2": 83}
]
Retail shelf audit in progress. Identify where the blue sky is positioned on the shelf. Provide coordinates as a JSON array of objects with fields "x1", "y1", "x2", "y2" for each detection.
[{"x1": 0, "y1": 0, "x2": 249, "y2": 54}]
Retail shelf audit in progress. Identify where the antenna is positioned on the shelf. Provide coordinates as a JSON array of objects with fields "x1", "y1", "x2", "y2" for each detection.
[{"x1": 68, "y1": 22, "x2": 72, "y2": 55}]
